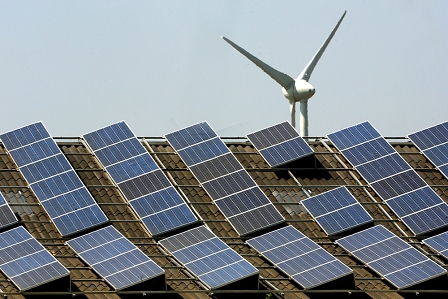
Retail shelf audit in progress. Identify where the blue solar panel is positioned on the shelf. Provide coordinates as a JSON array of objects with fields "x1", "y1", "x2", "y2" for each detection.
[
  {"x1": 423, "y1": 231, "x2": 448, "y2": 260},
  {"x1": 83, "y1": 121, "x2": 198, "y2": 236},
  {"x1": 0, "y1": 226, "x2": 69, "y2": 291},
  {"x1": 337, "y1": 225, "x2": 447, "y2": 289},
  {"x1": 165, "y1": 121, "x2": 285, "y2": 236},
  {"x1": 66, "y1": 225, "x2": 165, "y2": 290},
  {"x1": 301, "y1": 186, "x2": 373, "y2": 235},
  {"x1": 159, "y1": 225, "x2": 259, "y2": 290},
  {"x1": 355, "y1": 153, "x2": 412, "y2": 183},
  {"x1": 0, "y1": 122, "x2": 108, "y2": 236},
  {"x1": 246, "y1": 121, "x2": 314, "y2": 167},
  {"x1": 327, "y1": 121, "x2": 448, "y2": 235},
  {"x1": 163, "y1": 122, "x2": 217, "y2": 150},
  {"x1": 408, "y1": 121, "x2": 448, "y2": 180},
  {"x1": 341, "y1": 138, "x2": 395, "y2": 167},
  {"x1": 0, "y1": 192, "x2": 18, "y2": 229},
  {"x1": 247, "y1": 225, "x2": 353, "y2": 289},
  {"x1": 327, "y1": 121, "x2": 381, "y2": 151}
]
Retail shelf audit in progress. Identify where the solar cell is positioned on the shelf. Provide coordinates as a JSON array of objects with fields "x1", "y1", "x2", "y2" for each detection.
[
  {"x1": 0, "y1": 122, "x2": 108, "y2": 236},
  {"x1": 423, "y1": 231, "x2": 448, "y2": 260},
  {"x1": 0, "y1": 226, "x2": 69, "y2": 291},
  {"x1": 83, "y1": 121, "x2": 198, "y2": 236},
  {"x1": 247, "y1": 225, "x2": 353, "y2": 289},
  {"x1": 0, "y1": 192, "x2": 18, "y2": 229},
  {"x1": 165, "y1": 121, "x2": 285, "y2": 236},
  {"x1": 301, "y1": 186, "x2": 373, "y2": 235},
  {"x1": 66, "y1": 225, "x2": 165, "y2": 290},
  {"x1": 336, "y1": 225, "x2": 446, "y2": 289},
  {"x1": 327, "y1": 121, "x2": 448, "y2": 235},
  {"x1": 408, "y1": 121, "x2": 448, "y2": 180},
  {"x1": 159, "y1": 225, "x2": 259, "y2": 290},
  {"x1": 246, "y1": 121, "x2": 314, "y2": 167}
]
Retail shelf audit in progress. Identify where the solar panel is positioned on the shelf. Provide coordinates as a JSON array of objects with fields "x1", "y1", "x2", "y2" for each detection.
[
  {"x1": 246, "y1": 121, "x2": 314, "y2": 167},
  {"x1": 336, "y1": 225, "x2": 446, "y2": 289},
  {"x1": 0, "y1": 122, "x2": 108, "y2": 236},
  {"x1": 422, "y1": 231, "x2": 448, "y2": 260},
  {"x1": 407, "y1": 121, "x2": 448, "y2": 180},
  {"x1": 0, "y1": 192, "x2": 18, "y2": 229},
  {"x1": 66, "y1": 225, "x2": 165, "y2": 290},
  {"x1": 83, "y1": 122, "x2": 198, "y2": 236},
  {"x1": 327, "y1": 121, "x2": 448, "y2": 235},
  {"x1": 164, "y1": 122, "x2": 285, "y2": 236},
  {"x1": 159, "y1": 225, "x2": 259, "y2": 290},
  {"x1": 247, "y1": 225, "x2": 353, "y2": 289},
  {"x1": 0, "y1": 226, "x2": 69, "y2": 291},
  {"x1": 301, "y1": 186, "x2": 373, "y2": 235}
]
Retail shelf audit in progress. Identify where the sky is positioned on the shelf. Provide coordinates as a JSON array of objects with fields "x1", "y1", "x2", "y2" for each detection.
[{"x1": 1, "y1": 1, "x2": 447, "y2": 138}]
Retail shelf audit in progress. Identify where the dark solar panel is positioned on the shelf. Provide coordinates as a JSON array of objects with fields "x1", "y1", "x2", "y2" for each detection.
[
  {"x1": 83, "y1": 121, "x2": 198, "y2": 236},
  {"x1": 159, "y1": 225, "x2": 259, "y2": 290},
  {"x1": 247, "y1": 225, "x2": 353, "y2": 289},
  {"x1": 164, "y1": 121, "x2": 285, "y2": 236},
  {"x1": 246, "y1": 121, "x2": 314, "y2": 167},
  {"x1": 408, "y1": 121, "x2": 448, "y2": 180},
  {"x1": 301, "y1": 186, "x2": 373, "y2": 235},
  {"x1": 0, "y1": 122, "x2": 108, "y2": 236},
  {"x1": 66, "y1": 225, "x2": 165, "y2": 290},
  {"x1": 327, "y1": 121, "x2": 448, "y2": 235},
  {"x1": 337, "y1": 225, "x2": 446, "y2": 289},
  {"x1": 0, "y1": 226, "x2": 69, "y2": 291},
  {"x1": 0, "y1": 192, "x2": 18, "y2": 229}
]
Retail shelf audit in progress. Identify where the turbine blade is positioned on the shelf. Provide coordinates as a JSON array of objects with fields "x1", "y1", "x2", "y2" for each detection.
[
  {"x1": 298, "y1": 11, "x2": 346, "y2": 81},
  {"x1": 222, "y1": 36, "x2": 295, "y2": 89}
]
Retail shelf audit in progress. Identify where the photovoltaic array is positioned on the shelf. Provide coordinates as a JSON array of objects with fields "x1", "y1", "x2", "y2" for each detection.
[
  {"x1": 0, "y1": 122, "x2": 108, "y2": 236},
  {"x1": 247, "y1": 225, "x2": 353, "y2": 289},
  {"x1": 66, "y1": 225, "x2": 165, "y2": 290},
  {"x1": 159, "y1": 225, "x2": 259, "y2": 289},
  {"x1": 337, "y1": 225, "x2": 446, "y2": 289},
  {"x1": 407, "y1": 121, "x2": 448, "y2": 180},
  {"x1": 422, "y1": 231, "x2": 448, "y2": 260},
  {"x1": 83, "y1": 121, "x2": 198, "y2": 236},
  {"x1": 164, "y1": 121, "x2": 285, "y2": 236},
  {"x1": 301, "y1": 186, "x2": 373, "y2": 235},
  {"x1": 0, "y1": 192, "x2": 18, "y2": 229},
  {"x1": 327, "y1": 121, "x2": 448, "y2": 235},
  {"x1": 0, "y1": 226, "x2": 69, "y2": 291},
  {"x1": 246, "y1": 121, "x2": 313, "y2": 167}
]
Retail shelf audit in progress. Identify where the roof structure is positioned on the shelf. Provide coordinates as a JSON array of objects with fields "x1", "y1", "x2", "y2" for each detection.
[{"x1": 0, "y1": 121, "x2": 448, "y2": 298}]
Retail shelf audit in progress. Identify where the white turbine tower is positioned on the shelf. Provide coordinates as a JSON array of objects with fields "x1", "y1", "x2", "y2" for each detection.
[{"x1": 222, "y1": 11, "x2": 346, "y2": 136}]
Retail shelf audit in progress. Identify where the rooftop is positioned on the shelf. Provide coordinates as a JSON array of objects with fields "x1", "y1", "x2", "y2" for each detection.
[{"x1": 0, "y1": 133, "x2": 447, "y2": 299}]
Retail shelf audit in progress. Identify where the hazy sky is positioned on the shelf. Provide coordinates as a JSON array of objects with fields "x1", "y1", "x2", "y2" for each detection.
[{"x1": 1, "y1": 1, "x2": 447, "y2": 138}]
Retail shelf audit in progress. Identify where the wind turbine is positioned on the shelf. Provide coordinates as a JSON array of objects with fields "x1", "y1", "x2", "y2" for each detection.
[{"x1": 222, "y1": 11, "x2": 346, "y2": 136}]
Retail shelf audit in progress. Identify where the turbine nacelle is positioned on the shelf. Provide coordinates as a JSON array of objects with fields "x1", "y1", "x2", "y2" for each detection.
[{"x1": 282, "y1": 80, "x2": 315, "y2": 103}]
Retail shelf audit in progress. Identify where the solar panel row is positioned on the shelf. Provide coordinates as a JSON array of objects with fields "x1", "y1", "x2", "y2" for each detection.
[
  {"x1": 159, "y1": 225, "x2": 259, "y2": 290},
  {"x1": 0, "y1": 122, "x2": 108, "y2": 236},
  {"x1": 83, "y1": 122, "x2": 198, "y2": 236},
  {"x1": 0, "y1": 226, "x2": 70, "y2": 291},
  {"x1": 165, "y1": 122, "x2": 285, "y2": 236},
  {"x1": 301, "y1": 186, "x2": 373, "y2": 236},
  {"x1": 327, "y1": 121, "x2": 448, "y2": 235},
  {"x1": 246, "y1": 121, "x2": 314, "y2": 167},
  {"x1": 337, "y1": 225, "x2": 446, "y2": 289}
]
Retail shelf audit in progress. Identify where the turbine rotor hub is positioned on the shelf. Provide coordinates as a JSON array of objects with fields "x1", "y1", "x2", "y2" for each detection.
[{"x1": 282, "y1": 80, "x2": 315, "y2": 103}]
